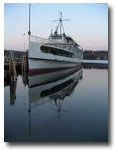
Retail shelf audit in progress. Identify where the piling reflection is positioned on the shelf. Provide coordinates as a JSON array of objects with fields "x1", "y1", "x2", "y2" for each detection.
[
  {"x1": 4, "y1": 55, "x2": 28, "y2": 105},
  {"x1": 9, "y1": 78, "x2": 17, "y2": 105},
  {"x1": 4, "y1": 69, "x2": 17, "y2": 105}
]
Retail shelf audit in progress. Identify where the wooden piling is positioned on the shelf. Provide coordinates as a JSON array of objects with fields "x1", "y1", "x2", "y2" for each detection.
[
  {"x1": 21, "y1": 53, "x2": 28, "y2": 86},
  {"x1": 8, "y1": 53, "x2": 17, "y2": 81},
  {"x1": 13, "y1": 58, "x2": 17, "y2": 79},
  {"x1": 9, "y1": 57, "x2": 13, "y2": 76}
]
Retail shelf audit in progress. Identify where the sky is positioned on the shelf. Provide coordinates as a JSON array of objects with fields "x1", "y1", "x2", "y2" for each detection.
[{"x1": 4, "y1": 3, "x2": 108, "y2": 51}]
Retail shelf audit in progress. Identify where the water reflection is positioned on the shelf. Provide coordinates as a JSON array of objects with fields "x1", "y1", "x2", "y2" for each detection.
[
  {"x1": 4, "y1": 65, "x2": 83, "y2": 114},
  {"x1": 4, "y1": 70, "x2": 17, "y2": 105},
  {"x1": 4, "y1": 62, "x2": 107, "y2": 107},
  {"x1": 28, "y1": 67, "x2": 83, "y2": 136},
  {"x1": 9, "y1": 78, "x2": 17, "y2": 105},
  {"x1": 4, "y1": 63, "x2": 108, "y2": 141},
  {"x1": 29, "y1": 68, "x2": 83, "y2": 114}
]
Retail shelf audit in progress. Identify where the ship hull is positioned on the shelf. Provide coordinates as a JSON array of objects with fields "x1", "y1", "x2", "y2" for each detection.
[
  {"x1": 28, "y1": 58, "x2": 82, "y2": 87},
  {"x1": 28, "y1": 36, "x2": 83, "y2": 87}
]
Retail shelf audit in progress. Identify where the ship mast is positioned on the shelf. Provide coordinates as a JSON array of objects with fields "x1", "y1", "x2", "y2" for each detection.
[
  {"x1": 28, "y1": 3, "x2": 31, "y2": 52},
  {"x1": 53, "y1": 12, "x2": 70, "y2": 35},
  {"x1": 28, "y1": 4, "x2": 31, "y2": 36},
  {"x1": 28, "y1": 3, "x2": 32, "y2": 136},
  {"x1": 59, "y1": 12, "x2": 62, "y2": 35}
]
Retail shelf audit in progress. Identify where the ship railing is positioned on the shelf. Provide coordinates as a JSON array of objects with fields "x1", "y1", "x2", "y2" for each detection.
[{"x1": 30, "y1": 35, "x2": 77, "y2": 53}]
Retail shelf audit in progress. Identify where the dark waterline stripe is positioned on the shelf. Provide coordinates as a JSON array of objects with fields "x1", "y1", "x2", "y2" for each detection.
[
  {"x1": 29, "y1": 66, "x2": 82, "y2": 88},
  {"x1": 29, "y1": 65, "x2": 80, "y2": 76}
]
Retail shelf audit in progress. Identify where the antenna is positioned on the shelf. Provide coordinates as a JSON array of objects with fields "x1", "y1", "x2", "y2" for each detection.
[
  {"x1": 53, "y1": 12, "x2": 70, "y2": 35},
  {"x1": 28, "y1": 4, "x2": 31, "y2": 35},
  {"x1": 28, "y1": 4, "x2": 31, "y2": 52}
]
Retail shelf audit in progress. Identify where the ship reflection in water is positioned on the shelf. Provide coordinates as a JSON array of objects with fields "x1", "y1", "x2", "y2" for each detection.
[
  {"x1": 4, "y1": 64, "x2": 108, "y2": 142},
  {"x1": 28, "y1": 67, "x2": 83, "y2": 118}
]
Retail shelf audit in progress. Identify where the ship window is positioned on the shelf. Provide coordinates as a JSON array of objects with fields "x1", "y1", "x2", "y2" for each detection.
[{"x1": 41, "y1": 46, "x2": 74, "y2": 58}]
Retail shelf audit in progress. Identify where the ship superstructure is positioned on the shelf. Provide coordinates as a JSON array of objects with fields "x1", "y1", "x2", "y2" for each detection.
[{"x1": 28, "y1": 6, "x2": 83, "y2": 85}]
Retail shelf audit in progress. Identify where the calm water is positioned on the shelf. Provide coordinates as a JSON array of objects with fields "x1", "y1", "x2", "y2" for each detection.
[{"x1": 4, "y1": 66, "x2": 108, "y2": 142}]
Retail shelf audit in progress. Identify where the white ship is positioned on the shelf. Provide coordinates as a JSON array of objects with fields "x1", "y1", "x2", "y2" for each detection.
[{"x1": 28, "y1": 5, "x2": 83, "y2": 86}]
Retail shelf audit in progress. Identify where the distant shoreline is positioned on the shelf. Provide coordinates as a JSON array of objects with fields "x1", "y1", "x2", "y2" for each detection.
[
  {"x1": 4, "y1": 50, "x2": 108, "y2": 62},
  {"x1": 83, "y1": 50, "x2": 108, "y2": 60}
]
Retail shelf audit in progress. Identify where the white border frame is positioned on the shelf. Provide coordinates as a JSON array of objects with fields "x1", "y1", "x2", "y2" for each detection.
[{"x1": 1, "y1": 0, "x2": 114, "y2": 149}]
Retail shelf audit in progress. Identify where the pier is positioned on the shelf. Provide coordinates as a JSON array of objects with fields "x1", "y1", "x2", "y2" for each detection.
[
  {"x1": 4, "y1": 50, "x2": 28, "y2": 70},
  {"x1": 4, "y1": 50, "x2": 28, "y2": 87}
]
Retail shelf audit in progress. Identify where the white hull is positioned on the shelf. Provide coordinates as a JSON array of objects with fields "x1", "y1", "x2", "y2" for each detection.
[
  {"x1": 29, "y1": 36, "x2": 82, "y2": 68},
  {"x1": 28, "y1": 35, "x2": 83, "y2": 87},
  {"x1": 29, "y1": 58, "x2": 80, "y2": 70}
]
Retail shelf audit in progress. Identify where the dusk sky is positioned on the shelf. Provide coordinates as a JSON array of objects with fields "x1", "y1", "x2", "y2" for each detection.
[{"x1": 4, "y1": 3, "x2": 108, "y2": 51}]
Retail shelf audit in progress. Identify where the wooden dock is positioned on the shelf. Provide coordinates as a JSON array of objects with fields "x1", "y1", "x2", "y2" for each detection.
[{"x1": 4, "y1": 50, "x2": 28, "y2": 82}]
